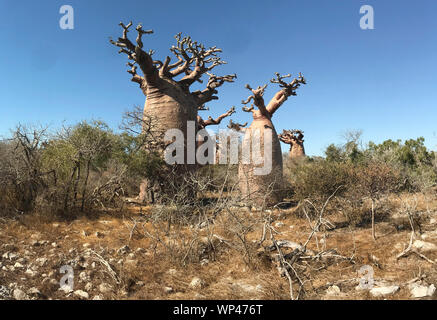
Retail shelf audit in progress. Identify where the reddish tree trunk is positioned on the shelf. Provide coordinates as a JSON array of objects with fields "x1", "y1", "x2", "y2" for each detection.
[
  {"x1": 239, "y1": 116, "x2": 283, "y2": 207},
  {"x1": 289, "y1": 143, "x2": 305, "y2": 159}
]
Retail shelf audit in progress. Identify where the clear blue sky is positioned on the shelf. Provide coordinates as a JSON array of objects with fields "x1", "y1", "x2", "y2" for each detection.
[{"x1": 1, "y1": 0, "x2": 436, "y2": 156}]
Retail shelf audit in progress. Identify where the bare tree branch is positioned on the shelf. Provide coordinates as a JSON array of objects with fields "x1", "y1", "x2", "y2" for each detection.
[
  {"x1": 227, "y1": 120, "x2": 248, "y2": 132},
  {"x1": 266, "y1": 72, "x2": 306, "y2": 115},
  {"x1": 198, "y1": 106, "x2": 236, "y2": 130},
  {"x1": 110, "y1": 21, "x2": 158, "y2": 85},
  {"x1": 111, "y1": 24, "x2": 236, "y2": 110},
  {"x1": 126, "y1": 62, "x2": 147, "y2": 94},
  {"x1": 193, "y1": 73, "x2": 237, "y2": 105},
  {"x1": 241, "y1": 84, "x2": 269, "y2": 117},
  {"x1": 135, "y1": 23, "x2": 153, "y2": 49}
]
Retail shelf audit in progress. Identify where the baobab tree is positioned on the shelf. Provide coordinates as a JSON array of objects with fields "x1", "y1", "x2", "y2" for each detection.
[
  {"x1": 209, "y1": 119, "x2": 248, "y2": 165},
  {"x1": 110, "y1": 22, "x2": 236, "y2": 154},
  {"x1": 110, "y1": 22, "x2": 236, "y2": 201},
  {"x1": 238, "y1": 72, "x2": 306, "y2": 207},
  {"x1": 196, "y1": 106, "x2": 236, "y2": 163},
  {"x1": 278, "y1": 129, "x2": 306, "y2": 159}
]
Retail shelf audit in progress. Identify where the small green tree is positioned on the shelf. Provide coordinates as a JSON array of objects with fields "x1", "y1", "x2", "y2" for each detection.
[
  {"x1": 325, "y1": 144, "x2": 343, "y2": 162},
  {"x1": 42, "y1": 121, "x2": 117, "y2": 212}
]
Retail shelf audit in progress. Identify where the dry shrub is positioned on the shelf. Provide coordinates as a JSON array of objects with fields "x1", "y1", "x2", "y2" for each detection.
[
  {"x1": 288, "y1": 159, "x2": 403, "y2": 226},
  {"x1": 350, "y1": 161, "x2": 403, "y2": 197},
  {"x1": 216, "y1": 208, "x2": 262, "y2": 268},
  {"x1": 0, "y1": 125, "x2": 49, "y2": 214},
  {"x1": 85, "y1": 160, "x2": 127, "y2": 210},
  {"x1": 136, "y1": 166, "x2": 244, "y2": 266},
  {"x1": 0, "y1": 122, "x2": 133, "y2": 219},
  {"x1": 392, "y1": 196, "x2": 428, "y2": 234},
  {"x1": 288, "y1": 160, "x2": 351, "y2": 204},
  {"x1": 338, "y1": 197, "x2": 395, "y2": 227},
  {"x1": 198, "y1": 164, "x2": 239, "y2": 193},
  {"x1": 342, "y1": 161, "x2": 402, "y2": 226},
  {"x1": 0, "y1": 184, "x2": 21, "y2": 217},
  {"x1": 133, "y1": 165, "x2": 273, "y2": 270}
]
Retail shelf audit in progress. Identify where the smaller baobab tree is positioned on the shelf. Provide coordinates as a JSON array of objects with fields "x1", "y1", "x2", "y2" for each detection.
[
  {"x1": 278, "y1": 129, "x2": 306, "y2": 160},
  {"x1": 196, "y1": 106, "x2": 236, "y2": 164},
  {"x1": 238, "y1": 72, "x2": 306, "y2": 207},
  {"x1": 210, "y1": 119, "x2": 248, "y2": 166}
]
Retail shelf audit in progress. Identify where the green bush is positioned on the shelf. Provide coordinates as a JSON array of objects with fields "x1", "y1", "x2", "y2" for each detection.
[
  {"x1": 286, "y1": 157, "x2": 403, "y2": 225},
  {"x1": 323, "y1": 136, "x2": 436, "y2": 193},
  {"x1": 287, "y1": 159, "x2": 352, "y2": 203}
]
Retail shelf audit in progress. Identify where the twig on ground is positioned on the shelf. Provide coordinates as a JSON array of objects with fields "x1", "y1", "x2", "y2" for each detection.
[
  {"x1": 396, "y1": 217, "x2": 435, "y2": 265},
  {"x1": 89, "y1": 249, "x2": 121, "y2": 284}
]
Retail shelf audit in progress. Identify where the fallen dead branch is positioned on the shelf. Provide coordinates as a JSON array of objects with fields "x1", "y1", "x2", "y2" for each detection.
[
  {"x1": 396, "y1": 201, "x2": 436, "y2": 265},
  {"x1": 396, "y1": 233, "x2": 436, "y2": 265},
  {"x1": 89, "y1": 249, "x2": 121, "y2": 284}
]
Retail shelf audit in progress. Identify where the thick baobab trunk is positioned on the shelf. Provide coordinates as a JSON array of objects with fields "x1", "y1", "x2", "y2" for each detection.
[
  {"x1": 239, "y1": 117, "x2": 283, "y2": 207},
  {"x1": 145, "y1": 78, "x2": 199, "y2": 158},
  {"x1": 290, "y1": 143, "x2": 305, "y2": 159},
  {"x1": 138, "y1": 79, "x2": 198, "y2": 203},
  {"x1": 237, "y1": 73, "x2": 306, "y2": 208}
]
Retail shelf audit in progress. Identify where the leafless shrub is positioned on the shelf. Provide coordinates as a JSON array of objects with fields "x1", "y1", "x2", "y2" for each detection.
[
  {"x1": 0, "y1": 124, "x2": 49, "y2": 214},
  {"x1": 396, "y1": 196, "x2": 436, "y2": 265},
  {"x1": 120, "y1": 105, "x2": 166, "y2": 152},
  {"x1": 219, "y1": 206, "x2": 261, "y2": 267},
  {"x1": 344, "y1": 161, "x2": 401, "y2": 238},
  {"x1": 397, "y1": 196, "x2": 427, "y2": 235},
  {"x1": 87, "y1": 160, "x2": 127, "y2": 211}
]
